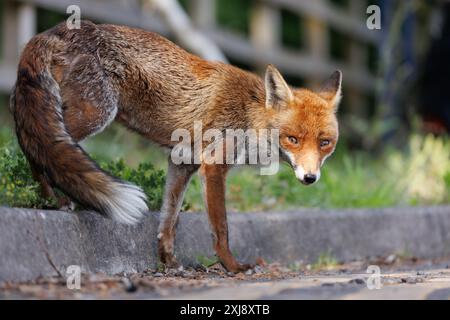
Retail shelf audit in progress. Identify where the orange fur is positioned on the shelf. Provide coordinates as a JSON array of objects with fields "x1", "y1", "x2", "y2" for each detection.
[{"x1": 11, "y1": 21, "x2": 341, "y2": 272}]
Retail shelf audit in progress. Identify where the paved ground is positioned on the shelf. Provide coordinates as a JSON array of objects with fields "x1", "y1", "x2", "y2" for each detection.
[
  {"x1": 3, "y1": 206, "x2": 450, "y2": 283},
  {"x1": 2, "y1": 256, "x2": 450, "y2": 299}
]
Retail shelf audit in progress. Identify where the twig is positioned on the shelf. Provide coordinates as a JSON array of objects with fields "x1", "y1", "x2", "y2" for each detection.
[{"x1": 32, "y1": 214, "x2": 64, "y2": 278}]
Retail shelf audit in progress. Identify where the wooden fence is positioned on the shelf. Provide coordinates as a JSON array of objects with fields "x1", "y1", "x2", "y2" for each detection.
[{"x1": 0, "y1": 0, "x2": 380, "y2": 111}]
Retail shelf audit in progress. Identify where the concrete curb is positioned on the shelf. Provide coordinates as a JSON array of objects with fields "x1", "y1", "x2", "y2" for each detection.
[{"x1": 1, "y1": 206, "x2": 450, "y2": 282}]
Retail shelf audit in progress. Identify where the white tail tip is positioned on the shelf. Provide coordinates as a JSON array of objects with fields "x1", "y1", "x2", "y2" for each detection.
[{"x1": 102, "y1": 182, "x2": 148, "y2": 225}]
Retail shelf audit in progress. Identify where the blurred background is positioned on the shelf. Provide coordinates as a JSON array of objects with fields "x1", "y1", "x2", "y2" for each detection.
[{"x1": 0, "y1": 0, "x2": 449, "y2": 212}]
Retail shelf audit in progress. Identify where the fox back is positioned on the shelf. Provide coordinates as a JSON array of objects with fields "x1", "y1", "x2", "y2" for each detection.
[{"x1": 11, "y1": 20, "x2": 341, "y2": 221}]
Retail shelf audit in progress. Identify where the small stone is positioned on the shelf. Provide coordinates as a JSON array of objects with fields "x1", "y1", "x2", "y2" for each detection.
[
  {"x1": 175, "y1": 271, "x2": 186, "y2": 277},
  {"x1": 384, "y1": 254, "x2": 397, "y2": 265},
  {"x1": 384, "y1": 278, "x2": 400, "y2": 285},
  {"x1": 253, "y1": 266, "x2": 263, "y2": 274},
  {"x1": 321, "y1": 282, "x2": 334, "y2": 287},
  {"x1": 153, "y1": 272, "x2": 163, "y2": 277},
  {"x1": 401, "y1": 276, "x2": 421, "y2": 284},
  {"x1": 195, "y1": 264, "x2": 207, "y2": 272},
  {"x1": 348, "y1": 278, "x2": 365, "y2": 285},
  {"x1": 245, "y1": 269, "x2": 253, "y2": 276},
  {"x1": 121, "y1": 278, "x2": 137, "y2": 293}
]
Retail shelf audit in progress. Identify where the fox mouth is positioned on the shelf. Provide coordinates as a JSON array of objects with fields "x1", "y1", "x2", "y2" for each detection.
[
  {"x1": 279, "y1": 148, "x2": 320, "y2": 185},
  {"x1": 300, "y1": 178, "x2": 316, "y2": 186},
  {"x1": 296, "y1": 170, "x2": 319, "y2": 186}
]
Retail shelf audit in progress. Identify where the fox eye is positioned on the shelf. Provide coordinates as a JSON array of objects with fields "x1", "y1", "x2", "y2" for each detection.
[
  {"x1": 288, "y1": 136, "x2": 298, "y2": 144},
  {"x1": 320, "y1": 139, "x2": 331, "y2": 147}
]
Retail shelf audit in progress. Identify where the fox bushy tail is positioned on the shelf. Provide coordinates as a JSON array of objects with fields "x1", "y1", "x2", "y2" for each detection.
[{"x1": 11, "y1": 34, "x2": 148, "y2": 224}]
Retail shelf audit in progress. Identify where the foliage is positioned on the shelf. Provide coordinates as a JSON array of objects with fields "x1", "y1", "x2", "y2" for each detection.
[
  {"x1": 0, "y1": 142, "x2": 56, "y2": 209},
  {"x1": 387, "y1": 134, "x2": 450, "y2": 205},
  {"x1": 0, "y1": 142, "x2": 166, "y2": 211},
  {"x1": 280, "y1": 9, "x2": 303, "y2": 50},
  {"x1": 216, "y1": 0, "x2": 253, "y2": 35},
  {"x1": 1, "y1": 131, "x2": 449, "y2": 212},
  {"x1": 311, "y1": 251, "x2": 339, "y2": 270},
  {"x1": 98, "y1": 159, "x2": 166, "y2": 211},
  {"x1": 185, "y1": 151, "x2": 398, "y2": 212},
  {"x1": 184, "y1": 135, "x2": 450, "y2": 211},
  {"x1": 196, "y1": 255, "x2": 220, "y2": 268}
]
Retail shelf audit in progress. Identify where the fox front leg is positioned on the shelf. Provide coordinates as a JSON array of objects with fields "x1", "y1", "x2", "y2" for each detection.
[
  {"x1": 199, "y1": 163, "x2": 253, "y2": 273},
  {"x1": 157, "y1": 160, "x2": 199, "y2": 268}
]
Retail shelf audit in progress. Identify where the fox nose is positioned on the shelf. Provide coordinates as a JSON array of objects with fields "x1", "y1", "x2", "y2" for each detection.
[{"x1": 303, "y1": 174, "x2": 317, "y2": 184}]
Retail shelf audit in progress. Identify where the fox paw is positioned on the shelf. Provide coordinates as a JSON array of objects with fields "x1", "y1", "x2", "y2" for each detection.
[
  {"x1": 223, "y1": 261, "x2": 254, "y2": 273},
  {"x1": 158, "y1": 249, "x2": 180, "y2": 269},
  {"x1": 58, "y1": 197, "x2": 76, "y2": 211}
]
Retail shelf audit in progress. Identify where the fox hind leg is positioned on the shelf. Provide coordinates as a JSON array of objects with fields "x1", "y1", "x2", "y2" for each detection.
[
  {"x1": 36, "y1": 53, "x2": 118, "y2": 209},
  {"x1": 59, "y1": 54, "x2": 118, "y2": 142},
  {"x1": 30, "y1": 162, "x2": 55, "y2": 200},
  {"x1": 158, "y1": 159, "x2": 199, "y2": 268},
  {"x1": 30, "y1": 162, "x2": 75, "y2": 210}
]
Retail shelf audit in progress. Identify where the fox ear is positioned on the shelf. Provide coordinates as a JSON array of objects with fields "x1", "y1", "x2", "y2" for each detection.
[
  {"x1": 265, "y1": 65, "x2": 294, "y2": 111},
  {"x1": 319, "y1": 70, "x2": 342, "y2": 109}
]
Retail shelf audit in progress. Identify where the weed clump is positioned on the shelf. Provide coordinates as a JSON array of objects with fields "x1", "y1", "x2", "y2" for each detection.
[{"x1": 0, "y1": 143, "x2": 166, "y2": 211}]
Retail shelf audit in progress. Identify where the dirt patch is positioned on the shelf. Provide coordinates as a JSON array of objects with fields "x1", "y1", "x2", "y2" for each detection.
[
  {"x1": 0, "y1": 262, "x2": 299, "y2": 299},
  {"x1": 1, "y1": 256, "x2": 448, "y2": 299}
]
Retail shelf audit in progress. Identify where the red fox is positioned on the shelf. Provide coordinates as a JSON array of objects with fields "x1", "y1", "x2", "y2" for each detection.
[{"x1": 11, "y1": 21, "x2": 341, "y2": 272}]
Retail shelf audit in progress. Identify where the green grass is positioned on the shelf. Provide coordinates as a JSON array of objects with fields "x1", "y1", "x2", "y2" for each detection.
[
  {"x1": 196, "y1": 255, "x2": 220, "y2": 268},
  {"x1": 185, "y1": 134, "x2": 450, "y2": 211},
  {"x1": 98, "y1": 158, "x2": 165, "y2": 211},
  {"x1": 0, "y1": 138, "x2": 166, "y2": 211},
  {"x1": 311, "y1": 251, "x2": 339, "y2": 270},
  {"x1": 185, "y1": 153, "x2": 398, "y2": 212},
  {"x1": 0, "y1": 141, "x2": 57, "y2": 209},
  {"x1": 1, "y1": 125, "x2": 449, "y2": 211}
]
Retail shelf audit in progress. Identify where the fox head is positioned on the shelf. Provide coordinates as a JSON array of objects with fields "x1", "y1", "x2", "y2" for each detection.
[{"x1": 264, "y1": 65, "x2": 341, "y2": 185}]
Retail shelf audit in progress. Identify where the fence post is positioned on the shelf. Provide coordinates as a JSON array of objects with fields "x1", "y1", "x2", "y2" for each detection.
[
  {"x1": 1, "y1": 1, "x2": 36, "y2": 63},
  {"x1": 189, "y1": 0, "x2": 216, "y2": 29},
  {"x1": 304, "y1": 0, "x2": 329, "y2": 89},
  {"x1": 17, "y1": 2, "x2": 37, "y2": 53},
  {"x1": 2, "y1": 2, "x2": 19, "y2": 64},
  {"x1": 347, "y1": 0, "x2": 368, "y2": 115},
  {"x1": 250, "y1": 2, "x2": 280, "y2": 73}
]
